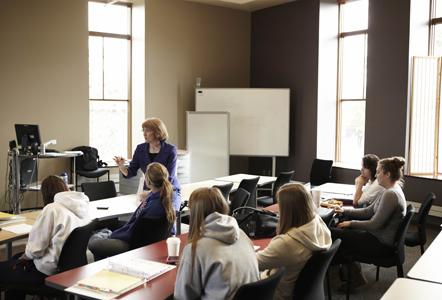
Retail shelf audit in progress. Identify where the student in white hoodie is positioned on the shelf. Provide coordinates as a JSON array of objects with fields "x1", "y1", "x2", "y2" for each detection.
[
  {"x1": 174, "y1": 187, "x2": 259, "y2": 300},
  {"x1": 0, "y1": 175, "x2": 90, "y2": 300},
  {"x1": 257, "y1": 183, "x2": 332, "y2": 300}
]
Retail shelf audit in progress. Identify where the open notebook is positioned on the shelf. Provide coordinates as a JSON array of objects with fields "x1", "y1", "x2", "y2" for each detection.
[{"x1": 66, "y1": 258, "x2": 175, "y2": 300}]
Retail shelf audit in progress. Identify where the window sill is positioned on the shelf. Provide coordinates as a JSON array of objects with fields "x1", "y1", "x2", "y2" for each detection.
[{"x1": 332, "y1": 161, "x2": 359, "y2": 171}]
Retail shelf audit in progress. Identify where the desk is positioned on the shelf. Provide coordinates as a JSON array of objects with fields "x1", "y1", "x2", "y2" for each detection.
[
  {"x1": 88, "y1": 194, "x2": 139, "y2": 221},
  {"x1": 215, "y1": 173, "x2": 277, "y2": 187},
  {"x1": 181, "y1": 180, "x2": 239, "y2": 202},
  {"x1": 408, "y1": 230, "x2": 442, "y2": 283},
  {"x1": 311, "y1": 182, "x2": 354, "y2": 202},
  {"x1": 381, "y1": 278, "x2": 442, "y2": 300},
  {"x1": 0, "y1": 210, "x2": 41, "y2": 259},
  {"x1": 45, "y1": 234, "x2": 272, "y2": 299}
]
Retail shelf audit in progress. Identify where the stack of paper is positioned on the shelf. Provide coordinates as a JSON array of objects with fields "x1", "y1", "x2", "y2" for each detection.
[
  {"x1": 0, "y1": 212, "x2": 25, "y2": 227},
  {"x1": 108, "y1": 257, "x2": 175, "y2": 281}
]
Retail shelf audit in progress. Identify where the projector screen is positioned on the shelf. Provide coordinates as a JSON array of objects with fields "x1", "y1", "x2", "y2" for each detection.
[{"x1": 196, "y1": 88, "x2": 290, "y2": 156}]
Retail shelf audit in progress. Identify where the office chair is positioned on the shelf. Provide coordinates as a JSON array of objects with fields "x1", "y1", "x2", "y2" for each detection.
[
  {"x1": 257, "y1": 171, "x2": 294, "y2": 207},
  {"x1": 213, "y1": 182, "x2": 234, "y2": 201},
  {"x1": 81, "y1": 181, "x2": 117, "y2": 201},
  {"x1": 237, "y1": 177, "x2": 260, "y2": 208},
  {"x1": 405, "y1": 193, "x2": 435, "y2": 254},
  {"x1": 232, "y1": 267, "x2": 285, "y2": 300},
  {"x1": 129, "y1": 216, "x2": 172, "y2": 249},
  {"x1": 294, "y1": 239, "x2": 341, "y2": 300},
  {"x1": 229, "y1": 188, "x2": 250, "y2": 215},
  {"x1": 310, "y1": 159, "x2": 333, "y2": 187}
]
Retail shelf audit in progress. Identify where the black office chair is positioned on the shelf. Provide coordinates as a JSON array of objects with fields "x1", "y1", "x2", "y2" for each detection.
[
  {"x1": 294, "y1": 239, "x2": 341, "y2": 300},
  {"x1": 72, "y1": 146, "x2": 109, "y2": 190},
  {"x1": 310, "y1": 159, "x2": 333, "y2": 187},
  {"x1": 237, "y1": 177, "x2": 260, "y2": 208},
  {"x1": 343, "y1": 205, "x2": 414, "y2": 299},
  {"x1": 4, "y1": 219, "x2": 99, "y2": 298},
  {"x1": 405, "y1": 192, "x2": 435, "y2": 254},
  {"x1": 213, "y1": 182, "x2": 234, "y2": 202},
  {"x1": 81, "y1": 181, "x2": 117, "y2": 201},
  {"x1": 257, "y1": 171, "x2": 294, "y2": 207},
  {"x1": 229, "y1": 188, "x2": 250, "y2": 215},
  {"x1": 129, "y1": 216, "x2": 172, "y2": 249},
  {"x1": 232, "y1": 267, "x2": 285, "y2": 300}
]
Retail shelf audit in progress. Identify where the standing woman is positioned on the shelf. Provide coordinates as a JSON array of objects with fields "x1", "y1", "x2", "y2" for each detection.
[
  {"x1": 353, "y1": 154, "x2": 384, "y2": 207},
  {"x1": 114, "y1": 117, "x2": 180, "y2": 193},
  {"x1": 174, "y1": 187, "x2": 259, "y2": 300},
  {"x1": 256, "y1": 183, "x2": 332, "y2": 300},
  {"x1": 332, "y1": 156, "x2": 407, "y2": 261},
  {"x1": 0, "y1": 175, "x2": 90, "y2": 300}
]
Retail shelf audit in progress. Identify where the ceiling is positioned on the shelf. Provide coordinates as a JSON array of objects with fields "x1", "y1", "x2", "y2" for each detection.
[{"x1": 184, "y1": 0, "x2": 297, "y2": 12}]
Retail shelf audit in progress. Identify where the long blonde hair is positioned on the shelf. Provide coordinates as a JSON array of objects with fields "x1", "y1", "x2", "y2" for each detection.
[
  {"x1": 188, "y1": 187, "x2": 229, "y2": 268},
  {"x1": 277, "y1": 183, "x2": 315, "y2": 235},
  {"x1": 145, "y1": 163, "x2": 176, "y2": 224}
]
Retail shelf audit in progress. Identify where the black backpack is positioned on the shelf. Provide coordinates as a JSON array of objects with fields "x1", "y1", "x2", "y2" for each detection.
[{"x1": 72, "y1": 146, "x2": 106, "y2": 171}]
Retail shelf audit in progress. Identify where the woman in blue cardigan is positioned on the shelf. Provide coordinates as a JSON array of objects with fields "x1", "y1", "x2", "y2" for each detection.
[
  {"x1": 88, "y1": 163, "x2": 180, "y2": 261},
  {"x1": 114, "y1": 117, "x2": 180, "y2": 192}
]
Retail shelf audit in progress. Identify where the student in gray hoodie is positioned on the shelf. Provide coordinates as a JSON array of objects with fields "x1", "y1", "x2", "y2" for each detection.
[
  {"x1": 257, "y1": 183, "x2": 332, "y2": 300},
  {"x1": 174, "y1": 187, "x2": 259, "y2": 300}
]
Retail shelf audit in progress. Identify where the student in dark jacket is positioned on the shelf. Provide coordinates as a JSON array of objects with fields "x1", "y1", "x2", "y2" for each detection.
[{"x1": 88, "y1": 163, "x2": 180, "y2": 260}]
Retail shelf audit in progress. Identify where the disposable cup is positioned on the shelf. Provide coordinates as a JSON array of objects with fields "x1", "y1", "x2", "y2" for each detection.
[{"x1": 167, "y1": 236, "x2": 181, "y2": 257}]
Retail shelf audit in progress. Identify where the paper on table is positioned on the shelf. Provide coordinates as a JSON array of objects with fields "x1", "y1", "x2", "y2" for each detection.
[
  {"x1": 2, "y1": 223, "x2": 33, "y2": 234},
  {"x1": 254, "y1": 245, "x2": 260, "y2": 251}
]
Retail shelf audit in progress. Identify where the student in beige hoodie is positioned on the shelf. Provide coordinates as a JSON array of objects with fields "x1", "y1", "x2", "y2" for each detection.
[{"x1": 257, "y1": 183, "x2": 332, "y2": 300}]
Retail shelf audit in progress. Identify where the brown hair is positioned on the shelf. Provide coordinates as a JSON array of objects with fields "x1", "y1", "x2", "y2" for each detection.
[
  {"x1": 145, "y1": 163, "x2": 176, "y2": 224},
  {"x1": 40, "y1": 175, "x2": 69, "y2": 206},
  {"x1": 378, "y1": 156, "x2": 406, "y2": 182},
  {"x1": 277, "y1": 183, "x2": 316, "y2": 235},
  {"x1": 142, "y1": 118, "x2": 169, "y2": 141},
  {"x1": 362, "y1": 154, "x2": 380, "y2": 181},
  {"x1": 187, "y1": 187, "x2": 229, "y2": 269}
]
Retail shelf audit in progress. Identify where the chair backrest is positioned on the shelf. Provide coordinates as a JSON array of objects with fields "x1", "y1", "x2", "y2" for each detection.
[
  {"x1": 81, "y1": 181, "x2": 117, "y2": 201},
  {"x1": 213, "y1": 182, "x2": 234, "y2": 201},
  {"x1": 272, "y1": 171, "x2": 295, "y2": 198},
  {"x1": 129, "y1": 216, "x2": 171, "y2": 249},
  {"x1": 58, "y1": 219, "x2": 99, "y2": 273},
  {"x1": 232, "y1": 267, "x2": 285, "y2": 300},
  {"x1": 230, "y1": 188, "x2": 250, "y2": 215},
  {"x1": 293, "y1": 239, "x2": 341, "y2": 300},
  {"x1": 416, "y1": 193, "x2": 435, "y2": 243},
  {"x1": 395, "y1": 204, "x2": 415, "y2": 263},
  {"x1": 238, "y1": 177, "x2": 260, "y2": 208},
  {"x1": 310, "y1": 159, "x2": 333, "y2": 186}
]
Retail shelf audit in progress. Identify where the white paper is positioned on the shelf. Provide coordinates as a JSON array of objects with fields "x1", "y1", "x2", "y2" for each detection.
[{"x1": 2, "y1": 223, "x2": 33, "y2": 234}]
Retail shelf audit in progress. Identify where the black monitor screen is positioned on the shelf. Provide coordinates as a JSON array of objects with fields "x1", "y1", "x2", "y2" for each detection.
[{"x1": 15, "y1": 124, "x2": 41, "y2": 149}]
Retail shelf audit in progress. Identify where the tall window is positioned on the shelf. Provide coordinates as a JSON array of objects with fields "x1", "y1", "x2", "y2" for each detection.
[
  {"x1": 408, "y1": 0, "x2": 442, "y2": 178},
  {"x1": 336, "y1": 0, "x2": 368, "y2": 165},
  {"x1": 88, "y1": 1, "x2": 131, "y2": 162}
]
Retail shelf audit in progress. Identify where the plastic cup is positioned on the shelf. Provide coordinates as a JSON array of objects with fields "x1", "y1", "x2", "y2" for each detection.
[
  {"x1": 167, "y1": 236, "x2": 181, "y2": 257},
  {"x1": 312, "y1": 190, "x2": 321, "y2": 208}
]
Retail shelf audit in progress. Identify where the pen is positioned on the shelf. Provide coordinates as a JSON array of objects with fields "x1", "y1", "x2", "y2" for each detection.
[
  {"x1": 97, "y1": 207, "x2": 109, "y2": 210},
  {"x1": 78, "y1": 283, "x2": 117, "y2": 294}
]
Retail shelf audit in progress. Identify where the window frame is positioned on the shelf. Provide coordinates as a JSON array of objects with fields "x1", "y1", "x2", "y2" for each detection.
[{"x1": 88, "y1": 0, "x2": 133, "y2": 161}]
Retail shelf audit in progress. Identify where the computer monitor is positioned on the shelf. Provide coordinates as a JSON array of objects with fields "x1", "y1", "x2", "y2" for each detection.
[{"x1": 15, "y1": 124, "x2": 41, "y2": 153}]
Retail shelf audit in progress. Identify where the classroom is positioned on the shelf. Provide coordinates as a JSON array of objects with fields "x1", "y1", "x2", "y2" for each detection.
[{"x1": 1, "y1": 0, "x2": 442, "y2": 299}]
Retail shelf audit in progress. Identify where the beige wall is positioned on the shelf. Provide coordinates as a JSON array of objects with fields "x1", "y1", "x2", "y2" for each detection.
[
  {"x1": 0, "y1": 0, "x2": 89, "y2": 210},
  {"x1": 146, "y1": 0, "x2": 251, "y2": 148}
]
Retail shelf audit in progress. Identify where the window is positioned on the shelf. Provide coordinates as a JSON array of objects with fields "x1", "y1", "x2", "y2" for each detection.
[
  {"x1": 408, "y1": 0, "x2": 442, "y2": 178},
  {"x1": 88, "y1": 1, "x2": 131, "y2": 162},
  {"x1": 336, "y1": 0, "x2": 368, "y2": 165}
]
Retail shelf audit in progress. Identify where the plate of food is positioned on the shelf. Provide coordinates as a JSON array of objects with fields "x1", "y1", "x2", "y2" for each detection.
[{"x1": 320, "y1": 199, "x2": 343, "y2": 209}]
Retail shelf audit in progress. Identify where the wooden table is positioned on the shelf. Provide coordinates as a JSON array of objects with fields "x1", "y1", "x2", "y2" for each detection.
[
  {"x1": 215, "y1": 173, "x2": 277, "y2": 187},
  {"x1": 264, "y1": 203, "x2": 334, "y2": 221},
  {"x1": 381, "y1": 278, "x2": 442, "y2": 299},
  {"x1": 408, "y1": 230, "x2": 442, "y2": 283},
  {"x1": 45, "y1": 234, "x2": 271, "y2": 299}
]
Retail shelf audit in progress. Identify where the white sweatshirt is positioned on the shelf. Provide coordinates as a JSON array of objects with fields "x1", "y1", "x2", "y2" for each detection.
[{"x1": 25, "y1": 191, "x2": 90, "y2": 275}]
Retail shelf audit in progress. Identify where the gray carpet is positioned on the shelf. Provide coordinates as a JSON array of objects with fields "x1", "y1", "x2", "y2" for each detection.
[{"x1": 327, "y1": 224, "x2": 440, "y2": 300}]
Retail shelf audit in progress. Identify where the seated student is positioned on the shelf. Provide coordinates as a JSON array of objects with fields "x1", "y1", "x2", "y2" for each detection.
[
  {"x1": 256, "y1": 183, "x2": 332, "y2": 300},
  {"x1": 331, "y1": 157, "x2": 407, "y2": 282},
  {"x1": 353, "y1": 154, "x2": 384, "y2": 207},
  {"x1": 0, "y1": 175, "x2": 90, "y2": 300},
  {"x1": 88, "y1": 162, "x2": 180, "y2": 260},
  {"x1": 174, "y1": 187, "x2": 259, "y2": 300}
]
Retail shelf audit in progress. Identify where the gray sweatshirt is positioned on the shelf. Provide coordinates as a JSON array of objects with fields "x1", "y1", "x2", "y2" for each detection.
[
  {"x1": 344, "y1": 184, "x2": 406, "y2": 246},
  {"x1": 174, "y1": 212, "x2": 259, "y2": 300}
]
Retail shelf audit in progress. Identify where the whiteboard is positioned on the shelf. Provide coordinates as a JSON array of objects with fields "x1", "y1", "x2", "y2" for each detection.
[
  {"x1": 186, "y1": 112, "x2": 229, "y2": 182},
  {"x1": 196, "y1": 88, "x2": 290, "y2": 156}
]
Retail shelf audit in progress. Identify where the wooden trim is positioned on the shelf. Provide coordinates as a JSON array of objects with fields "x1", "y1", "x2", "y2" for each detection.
[
  {"x1": 89, "y1": 0, "x2": 132, "y2": 8},
  {"x1": 339, "y1": 29, "x2": 368, "y2": 38},
  {"x1": 434, "y1": 57, "x2": 442, "y2": 177},
  {"x1": 89, "y1": 31, "x2": 131, "y2": 40},
  {"x1": 89, "y1": 98, "x2": 129, "y2": 102}
]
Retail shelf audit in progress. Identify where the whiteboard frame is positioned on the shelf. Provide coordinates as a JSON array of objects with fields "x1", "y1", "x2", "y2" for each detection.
[
  {"x1": 186, "y1": 111, "x2": 230, "y2": 182},
  {"x1": 195, "y1": 88, "x2": 290, "y2": 157}
]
